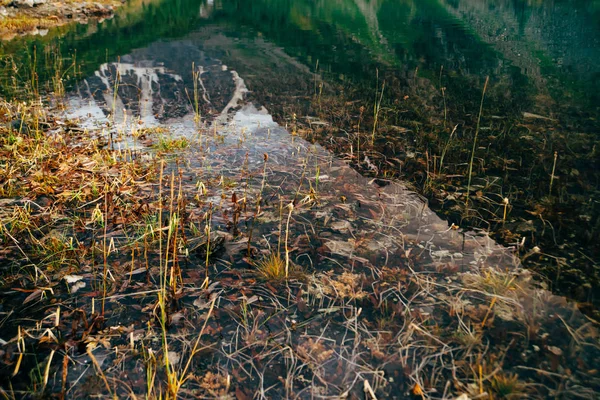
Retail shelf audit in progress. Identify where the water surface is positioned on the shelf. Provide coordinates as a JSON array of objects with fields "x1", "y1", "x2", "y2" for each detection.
[
  {"x1": 1, "y1": 1, "x2": 600, "y2": 396},
  {"x1": 1, "y1": 0, "x2": 599, "y2": 301},
  {"x1": 2, "y1": 0, "x2": 598, "y2": 121}
]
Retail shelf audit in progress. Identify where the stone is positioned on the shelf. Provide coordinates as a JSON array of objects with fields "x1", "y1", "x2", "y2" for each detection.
[
  {"x1": 9, "y1": 119, "x2": 31, "y2": 135},
  {"x1": 10, "y1": 0, "x2": 46, "y2": 8}
]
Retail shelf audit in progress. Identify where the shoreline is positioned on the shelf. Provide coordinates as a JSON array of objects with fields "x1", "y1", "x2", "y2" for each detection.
[{"x1": 0, "y1": 0, "x2": 121, "y2": 41}]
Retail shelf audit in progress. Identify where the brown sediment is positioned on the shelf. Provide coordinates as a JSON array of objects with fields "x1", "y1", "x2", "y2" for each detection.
[
  {"x1": 0, "y1": 94, "x2": 598, "y2": 398},
  {"x1": 239, "y1": 68, "x2": 600, "y2": 318}
]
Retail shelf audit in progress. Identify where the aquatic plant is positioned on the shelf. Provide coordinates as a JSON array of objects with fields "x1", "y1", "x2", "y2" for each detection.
[{"x1": 465, "y1": 76, "x2": 489, "y2": 207}]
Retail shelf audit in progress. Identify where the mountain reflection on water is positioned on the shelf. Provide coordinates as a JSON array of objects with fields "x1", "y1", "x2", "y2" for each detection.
[{"x1": 1, "y1": 0, "x2": 598, "y2": 123}]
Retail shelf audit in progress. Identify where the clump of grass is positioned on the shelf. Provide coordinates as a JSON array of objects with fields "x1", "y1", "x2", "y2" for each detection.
[
  {"x1": 34, "y1": 231, "x2": 78, "y2": 272},
  {"x1": 5, "y1": 204, "x2": 35, "y2": 235},
  {"x1": 43, "y1": 44, "x2": 78, "y2": 105},
  {"x1": 463, "y1": 268, "x2": 519, "y2": 297},
  {"x1": 254, "y1": 252, "x2": 287, "y2": 281},
  {"x1": 155, "y1": 135, "x2": 190, "y2": 152},
  {"x1": 490, "y1": 372, "x2": 526, "y2": 398}
]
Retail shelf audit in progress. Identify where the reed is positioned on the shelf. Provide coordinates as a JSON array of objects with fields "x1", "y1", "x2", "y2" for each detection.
[
  {"x1": 247, "y1": 153, "x2": 269, "y2": 256},
  {"x1": 549, "y1": 151, "x2": 558, "y2": 195},
  {"x1": 111, "y1": 58, "x2": 121, "y2": 124},
  {"x1": 284, "y1": 202, "x2": 294, "y2": 279},
  {"x1": 439, "y1": 65, "x2": 447, "y2": 127},
  {"x1": 465, "y1": 76, "x2": 489, "y2": 206},
  {"x1": 438, "y1": 124, "x2": 458, "y2": 175},
  {"x1": 186, "y1": 62, "x2": 202, "y2": 128},
  {"x1": 371, "y1": 70, "x2": 385, "y2": 145}
]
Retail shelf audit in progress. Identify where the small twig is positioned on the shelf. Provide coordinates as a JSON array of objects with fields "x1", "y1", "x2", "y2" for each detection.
[{"x1": 364, "y1": 379, "x2": 378, "y2": 399}]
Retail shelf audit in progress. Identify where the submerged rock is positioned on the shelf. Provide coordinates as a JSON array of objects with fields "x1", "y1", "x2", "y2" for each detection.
[
  {"x1": 188, "y1": 234, "x2": 226, "y2": 259},
  {"x1": 8, "y1": 119, "x2": 30, "y2": 135}
]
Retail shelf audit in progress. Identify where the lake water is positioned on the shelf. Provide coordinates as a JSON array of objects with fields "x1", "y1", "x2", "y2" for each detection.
[
  {"x1": 1, "y1": 0, "x2": 599, "y2": 302},
  {"x1": 2, "y1": 0, "x2": 598, "y2": 122},
  {"x1": 1, "y1": 1, "x2": 600, "y2": 397}
]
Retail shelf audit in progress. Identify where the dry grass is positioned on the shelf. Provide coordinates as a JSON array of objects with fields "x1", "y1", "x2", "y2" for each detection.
[
  {"x1": 490, "y1": 372, "x2": 526, "y2": 399},
  {"x1": 0, "y1": 15, "x2": 58, "y2": 34},
  {"x1": 253, "y1": 252, "x2": 287, "y2": 280},
  {"x1": 0, "y1": 0, "x2": 121, "y2": 38}
]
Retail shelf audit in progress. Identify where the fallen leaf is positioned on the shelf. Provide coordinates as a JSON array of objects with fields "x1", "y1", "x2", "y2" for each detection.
[{"x1": 412, "y1": 382, "x2": 424, "y2": 396}]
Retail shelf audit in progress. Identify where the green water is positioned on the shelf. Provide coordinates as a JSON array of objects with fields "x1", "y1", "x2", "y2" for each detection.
[{"x1": 1, "y1": 0, "x2": 599, "y2": 123}]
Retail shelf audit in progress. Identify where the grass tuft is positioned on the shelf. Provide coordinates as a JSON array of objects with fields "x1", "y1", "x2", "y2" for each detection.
[
  {"x1": 155, "y1": 135, "x2": 190, "y2": 152},
  {"x1": 490, "y1": 373, "x2": 525, "y2": 398},
  {"x1": 254, "y1": 252, "x2": 287, "y2": 281}
]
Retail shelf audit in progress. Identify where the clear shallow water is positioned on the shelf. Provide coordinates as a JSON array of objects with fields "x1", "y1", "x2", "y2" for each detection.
[
  {"x1": 1, "y1": 0, "x2": 599, "y2": 300},
  {"x1": 1, "y1": 2, "x2": 600, "y2": 397}
]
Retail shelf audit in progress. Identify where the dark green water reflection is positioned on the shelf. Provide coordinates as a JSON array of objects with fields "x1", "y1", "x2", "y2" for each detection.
[{"x1": 1, "y1": 0, "x2": 599, "y2": 125}]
